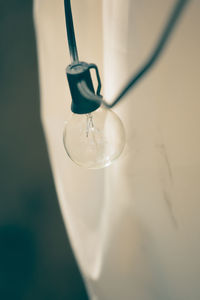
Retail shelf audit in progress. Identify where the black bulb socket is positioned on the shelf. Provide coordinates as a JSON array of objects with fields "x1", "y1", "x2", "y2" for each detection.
[{"x1": 66, "y1": 62, "x2": 101, "y2": 114}]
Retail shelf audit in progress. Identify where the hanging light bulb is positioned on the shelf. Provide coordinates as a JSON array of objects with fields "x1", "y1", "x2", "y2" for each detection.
[
  {"x1": 63, "y1": 62, "x2": 125, "y2": 169},
  {"x1": 63, "y1": 0, "x2": 189, "y2": 169},
  {"x1": 63, "y1": 106, "x2": 125, "y2": 169}
]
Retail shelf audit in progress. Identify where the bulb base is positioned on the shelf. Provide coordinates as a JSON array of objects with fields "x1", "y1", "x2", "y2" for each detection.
[{"x1": 66, "y1": 62, "x2": 101, "y2": 114}]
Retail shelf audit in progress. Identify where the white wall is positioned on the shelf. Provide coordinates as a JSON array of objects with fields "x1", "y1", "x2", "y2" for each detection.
[{"x1": 34, "y1": 0, "x2": 200, "y2": 299}]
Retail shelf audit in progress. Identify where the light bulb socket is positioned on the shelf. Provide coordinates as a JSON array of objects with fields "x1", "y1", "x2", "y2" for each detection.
[{"x1": 66, "y1": 62, "x2": 101, "y2": 114}]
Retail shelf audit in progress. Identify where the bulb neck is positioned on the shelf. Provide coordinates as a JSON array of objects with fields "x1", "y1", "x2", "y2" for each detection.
[{"x1": 66, "y1": 62, "x2": 101, "y2": 114}]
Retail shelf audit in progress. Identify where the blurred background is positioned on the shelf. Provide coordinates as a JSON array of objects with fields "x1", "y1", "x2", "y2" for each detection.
[{"x1": 0, "y1": 0, "x2": 88, "y2": 299}]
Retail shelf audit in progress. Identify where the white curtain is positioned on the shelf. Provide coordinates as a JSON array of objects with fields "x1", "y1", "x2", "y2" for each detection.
[{"x1": 34, "y1": 0, "x2": 200, "y2": 299}]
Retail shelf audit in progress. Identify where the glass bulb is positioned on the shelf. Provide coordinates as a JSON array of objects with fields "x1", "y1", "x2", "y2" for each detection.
[{"x1": 63, "y1": 106, "x2": 125, "y2": 169}]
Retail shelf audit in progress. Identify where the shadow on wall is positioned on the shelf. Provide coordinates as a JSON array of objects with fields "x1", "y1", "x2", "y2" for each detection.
[{"x1": 0, "y1": 0, "x2": 88, "y2": 299}]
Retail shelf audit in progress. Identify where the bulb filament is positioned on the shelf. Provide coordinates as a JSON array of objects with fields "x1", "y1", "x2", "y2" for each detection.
[{"x1": 86, "y1": 113, "x2": 95, "y2": 137}]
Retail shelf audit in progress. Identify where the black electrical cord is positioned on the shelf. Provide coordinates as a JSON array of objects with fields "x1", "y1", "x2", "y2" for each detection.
[
  {"x1": 64, "y1": 0, "x2": 79, "y2": 62},
  {"x1": 64, "y1": 0, "x2": 190, "y2": 108}
]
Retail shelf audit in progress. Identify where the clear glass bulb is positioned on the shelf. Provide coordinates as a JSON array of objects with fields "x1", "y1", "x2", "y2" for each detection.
[{"x1": 63, "y1": 106, "x2": 125, "y2": 169}]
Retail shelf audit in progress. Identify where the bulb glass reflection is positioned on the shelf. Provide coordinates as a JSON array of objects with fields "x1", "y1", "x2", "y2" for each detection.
[{"x1": 63, "y1": 107, "x2": 125, "y2": 169}]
